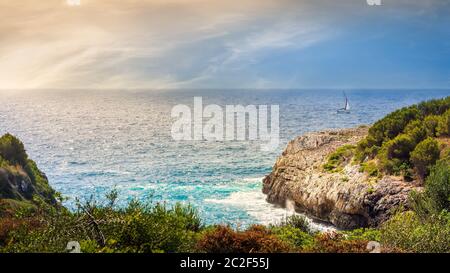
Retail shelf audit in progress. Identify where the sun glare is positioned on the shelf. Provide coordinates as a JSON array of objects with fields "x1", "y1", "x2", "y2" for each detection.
[{"x1": 66, "y1": 0, "x2": 81, "y2": 7}]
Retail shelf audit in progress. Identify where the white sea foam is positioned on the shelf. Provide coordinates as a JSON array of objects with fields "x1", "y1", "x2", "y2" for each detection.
[
  {"x1": 241, "y1": 177, "x2": 265, "y2": 183},
  {"x1": 205, "y1": 189, "x2": 336, "y2": 232}
]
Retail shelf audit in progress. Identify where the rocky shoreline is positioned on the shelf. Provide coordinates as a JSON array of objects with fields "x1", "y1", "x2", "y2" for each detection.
[{"x1": 262, "y1": 126, "x2": 419, "y2": 230}]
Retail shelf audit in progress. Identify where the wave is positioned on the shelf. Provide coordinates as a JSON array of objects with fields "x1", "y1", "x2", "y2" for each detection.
[{"x1": 205, "y1": 189, "x2": 335, "y2": 232}]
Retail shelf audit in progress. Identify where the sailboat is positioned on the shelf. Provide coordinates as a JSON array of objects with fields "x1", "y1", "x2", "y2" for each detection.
[{"x1": 337, "y1": 92, "x2": 350, "y2": 113}]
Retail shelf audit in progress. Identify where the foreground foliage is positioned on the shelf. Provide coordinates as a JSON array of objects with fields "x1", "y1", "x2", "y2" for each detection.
[
  {"x1": 380, "y1": 162, "x2": 450, "y2": 253},
  {"x1": 0, "y1": 191, "x2": 202, "y2": 253}
]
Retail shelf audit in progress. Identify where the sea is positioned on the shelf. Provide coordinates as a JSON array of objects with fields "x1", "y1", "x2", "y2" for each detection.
[{"x1": 0, "y1": 89, "x2": 448, "y2": 230}]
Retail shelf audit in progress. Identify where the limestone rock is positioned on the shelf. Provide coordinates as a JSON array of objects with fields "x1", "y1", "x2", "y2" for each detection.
[{"x1": 262, "y1": 126, "x2": 419, "y2": 229}]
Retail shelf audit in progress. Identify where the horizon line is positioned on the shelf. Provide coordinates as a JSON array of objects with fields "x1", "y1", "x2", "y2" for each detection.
[{"x1": 1, "y1": 87, "x2": 450, "y2": 92}]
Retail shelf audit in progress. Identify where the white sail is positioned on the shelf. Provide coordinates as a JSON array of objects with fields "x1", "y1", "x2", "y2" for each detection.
[{"x1": 337, "y1": 92, "x2": 350, "y2": 113}]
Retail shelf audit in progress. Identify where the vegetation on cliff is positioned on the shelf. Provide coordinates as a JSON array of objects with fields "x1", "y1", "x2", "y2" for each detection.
[
  {"x1": 355, "y1": 96, "x2": 450, "y2": 181},
  {"x1": 320, "y1": 97, "x2": 450, "y2": 252},
  {"x1": 0, "y1": 133, "x2": 58, "y2": 214}
]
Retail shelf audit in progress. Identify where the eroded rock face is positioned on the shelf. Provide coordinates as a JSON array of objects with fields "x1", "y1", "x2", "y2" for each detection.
[
  {"x1": 0, "y1": 168, "x2": 36, "y2": 200},
  {"x1": 262, "y1": 127, "x2": 419, "y2": 230},
  {"x1": 0, "y1": 166, "x2": 57, "y2": 208}
]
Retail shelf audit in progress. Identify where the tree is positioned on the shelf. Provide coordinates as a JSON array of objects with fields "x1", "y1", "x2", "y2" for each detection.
[
  {"x1": 377, "y1": 134, "x2": 416, "y2": 174},
  {"x1": 410, "y1": 138, "x2": 440, "y2": 180}
]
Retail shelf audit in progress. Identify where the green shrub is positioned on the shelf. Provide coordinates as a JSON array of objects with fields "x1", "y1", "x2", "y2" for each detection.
[
  {"x1": 370, "y1": 106, "x2": 420, "y2": 146},
  {"x1": 424, "y1": 115, "x2": 441, "y2": 137},
  {"x1": 196, "y1": 225, "x2": 291, "y2": 253},
  {"x1": 377, "y1": 134, "x2": 415, "y2": 174},
  {"x1": 271, "y1": 226, "x2": 313, "y2": 248},
  {"x1": 356, "y1": 96, "x2": 450, "y2": 167},
  {"x1": 0, "y1": 209, "x2": 80, "y2": 253},
  {"x1": 278, "y1": 214, "x2": 312, "y2": 234},
  {"x1": 403, "y1": 120, "x2": 427, "y2": 144},
  {"x1": 410, "y1": 160, "x2": 450, "y2": 218},
  {"x1": 0, "y1": 134, "x2": 28, "y2": 166},
  {"x1": 410, "y1": 138, "x2": 440, "y2": 180},
  {"x1": 115, "y1": 201, "x2": 201, "y2": 253},
  {"x1": 380, "y1": 211, "x2": 450, "y2": 253},
  {"x1": 323, "y1": 145, "x2": 355, "y2": 172},
  {"x1": 0, "y1": 192, "x2": 203, "y2": 253},
  {"x1": 303, "y1": 232, "x2": 369, "y2": 253},
  {"x1": 382, "y1": 134, "x2": 416, "y2": 161},
  {"x1": 355, "y1": 137, "x2": 380, "y2": 161},
  {"x1": 437, "y1": 109, "x2": 450, "y2": 136},
  {"x1": 384, "y1": 160, "x2": 450, "y2": 253},
  {"x1": 359, "y1": 161, "x2": 379, "y2": 177},
  {"x1": 343, "y1": 228, "x2": 381, "y2": 242}
]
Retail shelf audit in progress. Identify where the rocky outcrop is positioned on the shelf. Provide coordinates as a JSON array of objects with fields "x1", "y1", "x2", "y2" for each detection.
[
  {"x1": 0, "y1": 166, "x2": 56, "y2": 204},
  {"x1": 0, "y1": 164, "x2": 58, "y2": 216},
  {"x1": 262, "y1": 126, "x2": 419, "y2": 230}
]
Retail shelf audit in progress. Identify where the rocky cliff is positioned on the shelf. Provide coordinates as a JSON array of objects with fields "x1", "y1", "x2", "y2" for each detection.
[
  {"x1": 0, "y1": 134, "x2": 58, "y2": 215},
  {"x1": 0, "y1": 164, "x2": 57, "y2": 209},
  {"x1": 262, "y1": 126, "x2": 419, "y2": 229}
]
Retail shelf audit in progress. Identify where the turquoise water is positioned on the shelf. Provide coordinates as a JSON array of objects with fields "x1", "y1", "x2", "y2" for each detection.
[{"x1": 0, "y1": 89, "x2": 448, "y2": 227}]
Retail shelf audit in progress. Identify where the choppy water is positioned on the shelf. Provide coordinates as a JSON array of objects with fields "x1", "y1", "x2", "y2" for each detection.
[{"x1": 0, "y1": 89, "x2": 448, "y2": 228}]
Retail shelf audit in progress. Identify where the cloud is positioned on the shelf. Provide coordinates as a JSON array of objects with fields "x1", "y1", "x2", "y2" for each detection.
[{"x1": 0, "y1": 0, "x2": 448, "y2": 89}]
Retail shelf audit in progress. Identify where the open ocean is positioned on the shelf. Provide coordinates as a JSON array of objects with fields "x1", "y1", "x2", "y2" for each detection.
[{"x1": 0, "y1": 89, "x2": 449, "y2": 229}]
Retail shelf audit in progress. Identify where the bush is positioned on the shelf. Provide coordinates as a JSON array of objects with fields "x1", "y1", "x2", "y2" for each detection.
[
  {"x1": 410, "y1": 160, "x2": 450, "y2": 217},
  {"x1": 355, "y1": 137, "x2": 380, "y2": 161},
  {"x1": 380, "y1": 211, "x2": 450, "y2": 253},
  {"x1": 359, "y1": 161, "x2": 379, "y2": 177},
  {"x1": 278, "y1": 214, "x2": 312, "y2": 234},
  {"x1": 424, "y1": 115, "x2": 441, "y2": 137},
  {"x1": 270, "y1": 226, "x2": 313, "y2": 249},
  {"x1": 437, "y1": 109, "x2": 450, "y2": 136},
  {"x1": 323, "y1": 145, "x2": 355, "y2": 172},
  {"x1": 377, "y1": 134, "x2": 415, "y2": 174},
  {"x1": 196, "y1": 225, "x2": 291, "y2": 253},
  {"x1": 404, "y1": 120, "x2": 427, "y2": 144},
  {"x1": 410, "y1": 138, "x2": 440, "y2": 180},
  {"x1": 387, "y1": 160, "x2": 450, "y2": 253},
  {"x1": 115, "y1": 201, "x2": 201, "y2": 253},
  {"x1": 343, "y1": 228, "x2": 381, "y2": 242},
  {"x1": 302, "y1": 232, "x2": 369, "y2": 253},
  {"x1": 382, "y1": 134, "x2": 416, "y2": 161},
  {"x1": 0, "y1": 209, "x2": 78, "y2": 253},
  {"x1": 0, "y1": 192, "x2": 203, "y2": 253},
  {"x1": 356, "y1": 96, "x2": 450, "y2": 169},
  {"x1": 0, "y1": 216, "x2": 42, "y2": 247},
  {"x1": 0, "y1": 134, "x2": 28, "y2": 166}
]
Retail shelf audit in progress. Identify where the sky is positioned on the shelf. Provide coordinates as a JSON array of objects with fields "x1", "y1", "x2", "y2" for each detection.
[{"x1": 0, "y1": 0, "x2": 449, "y2": 89}]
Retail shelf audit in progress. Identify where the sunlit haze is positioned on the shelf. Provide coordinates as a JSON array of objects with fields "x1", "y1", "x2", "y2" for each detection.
[{"x1": 0, "y1": 0, "x2": 449, "y2": 89}]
